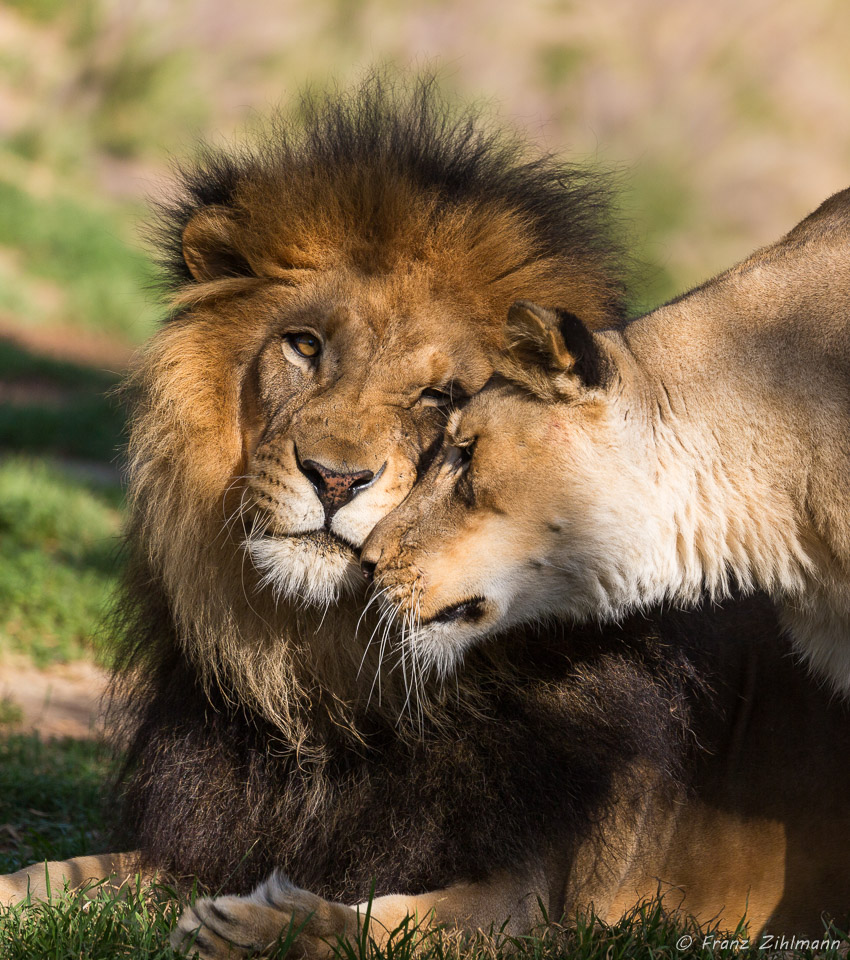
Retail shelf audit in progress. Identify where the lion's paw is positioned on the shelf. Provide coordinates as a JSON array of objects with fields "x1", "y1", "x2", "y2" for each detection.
[{"x1": 171, "y1": 872, "x2": 358, "y2": 959}]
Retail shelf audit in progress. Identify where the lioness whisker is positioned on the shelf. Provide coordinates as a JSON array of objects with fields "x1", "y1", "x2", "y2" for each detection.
[
  {"x1": 366, "y1": 601, "x2": 399, "y2": 708},
  {"x1": 398, "y1": 603, "x2": 425, "y2": 731},
  {"x1": 356, "y1": 587, "x2": 392, "y2": 680},
  {"x1": 355, "y1": 585, "x2": 390, "y2": 644},
  {"x1": 374, "y1": 599, "x2": 403, "y2": 704},
  {"x1": 358, "y1": 596, "x2": 390, "y2": 676}
]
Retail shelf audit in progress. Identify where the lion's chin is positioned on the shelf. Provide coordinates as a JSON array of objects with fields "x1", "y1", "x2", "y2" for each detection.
[{"x1": 247, "y1": 531, "x2": 362, "y2": 608}]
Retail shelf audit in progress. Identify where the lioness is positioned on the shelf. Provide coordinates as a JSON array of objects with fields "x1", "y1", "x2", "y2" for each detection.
[{"x1": 361, "y1": 188, "x2": 850, "y2": 691}]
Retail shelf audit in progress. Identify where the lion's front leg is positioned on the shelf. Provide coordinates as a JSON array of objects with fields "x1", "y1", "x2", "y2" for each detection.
[
  {"x1": 171, "y1": 869, "x2": 547, "y2": 959},
  {"x1": 0, "y1": 851, "x2": 146, "y2": 904},
  {"x1": 172, "y1": 872, "x2": 360, "y2": 959}
]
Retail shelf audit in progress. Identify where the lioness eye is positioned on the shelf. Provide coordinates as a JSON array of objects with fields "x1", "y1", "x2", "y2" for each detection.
[
  {"x1": 448, "y1": 439, "x2": 476, "y2": 471},
  {"x1": 287, "y1": 333, "x2": 321, "y2": 359}
]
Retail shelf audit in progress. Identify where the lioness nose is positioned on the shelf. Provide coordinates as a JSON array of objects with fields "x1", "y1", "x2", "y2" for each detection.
[
  {"x1": 296, "y1": 455, "x2": 375, "y2": 521},
  {"x1": 360, "y1": 541, "x2": 382, "y2": 582}
]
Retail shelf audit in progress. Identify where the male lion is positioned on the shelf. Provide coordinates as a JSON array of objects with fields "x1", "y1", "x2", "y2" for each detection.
[
  {"x1": 0, "y1": 77, "x2": 618, "y2": 904},
  {"x1": 362, "y1": 188, "x2": 850, "y2": 692},
  {"x1": 5, "y1": 83, "x2": 850, "y2": 959}
]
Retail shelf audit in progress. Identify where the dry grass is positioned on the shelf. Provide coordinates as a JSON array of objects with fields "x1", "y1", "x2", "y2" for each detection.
[{"x1": 4, "y1": 0, "x2": 850, "y2": 306}]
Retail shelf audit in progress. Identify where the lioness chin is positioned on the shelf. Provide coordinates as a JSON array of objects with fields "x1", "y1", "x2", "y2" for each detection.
[{"x1": 362, "y1": 187, "x2": 850, "y2": 692}]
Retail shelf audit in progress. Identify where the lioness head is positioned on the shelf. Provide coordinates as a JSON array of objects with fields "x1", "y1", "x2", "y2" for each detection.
[
  {"x1": 125, "y1": 81, "x2": 627, "y2": 723},
  {"x1": 360, "y1": 299, "x2": 655, "y2": 678}
]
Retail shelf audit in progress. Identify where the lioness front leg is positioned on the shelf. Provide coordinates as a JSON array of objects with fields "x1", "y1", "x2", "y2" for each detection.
[{"x1": 172, "y1": 869, "x2": 546, "y2": 960}]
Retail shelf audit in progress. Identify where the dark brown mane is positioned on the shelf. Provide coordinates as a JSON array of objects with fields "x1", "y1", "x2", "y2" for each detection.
[
  {"x1": 113, "y1": 572, "x2": 719, "y2": 896},
  {"x1": 150, "y1": 74, "x2": 628, "y2": 321}
]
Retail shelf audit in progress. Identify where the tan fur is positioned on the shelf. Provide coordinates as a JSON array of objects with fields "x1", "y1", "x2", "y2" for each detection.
[
  {"x1": 362, "y1": 187, "x2": 850, "y2": 693},
  {"x1": 0, "y1": 853, "x2": 146, "y2": 903}
]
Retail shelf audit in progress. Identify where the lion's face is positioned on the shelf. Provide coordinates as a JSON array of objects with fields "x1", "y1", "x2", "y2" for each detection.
[
  {"x1": 239, "y1": 268, "x2": 496, "y2": 606},
  {"x1": 137, "y1": 191, "x2": 621, "y2": 628},
  {"x1": 128, "y1": 87, "x2": 629, "y2": 724},
  {"x1": 357, "y1": 386, "x2": 571, "y2": 676}
]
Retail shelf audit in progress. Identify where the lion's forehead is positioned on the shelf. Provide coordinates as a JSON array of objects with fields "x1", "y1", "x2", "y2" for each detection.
[{"x1": 296, "y1": 271, "x2": 501, "y2": 370}]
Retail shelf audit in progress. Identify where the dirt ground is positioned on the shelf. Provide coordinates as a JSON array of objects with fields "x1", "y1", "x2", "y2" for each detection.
[
  {"x1": 0, "y1": 657, "x2": 109, "y2": 740},
  {"x1": 0, "y1": 319, "x2": 135, "y2": 371}
]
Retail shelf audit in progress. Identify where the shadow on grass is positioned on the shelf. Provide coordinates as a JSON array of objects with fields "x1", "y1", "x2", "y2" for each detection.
[
  {"x1": 0, "y1": 338, "x2": 128, "y2": 664},
  {"x1": 0, "y1": 733, "x2": 111, "y2": 875},
  {"x1": 0, "y1": 337, "x2": 125, "y2": 465}
]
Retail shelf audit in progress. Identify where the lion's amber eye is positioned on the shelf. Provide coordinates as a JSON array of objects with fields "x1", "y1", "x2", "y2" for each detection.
[{"x1": 288, "y1": 333, "x2": 321, "y2": 359}]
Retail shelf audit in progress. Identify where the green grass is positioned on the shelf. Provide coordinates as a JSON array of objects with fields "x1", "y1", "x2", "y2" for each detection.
[
  {"x1": 0, "y1": 875, "x2": 847, "y2": 959},
  {"x1": 0, "y1": 697, "x2": 24, "y2": 727},
  {"x1": 0, "y1": 340, "x2": 125, "y2": 463},
  {"x1": 0, "y1": 336, "x2": 121, "y2": 392},
  {"x1": 0, "y1": 881, "x2": 186, "y2": 959},
  {"x1": 0, "y1": 734, "x2": 110, "y2": 875},
  {"x1": 0, "y1": 733, "x2": 187, "y2": 958},
  {"x1": 0, "y1": 457, "x2": 123, "y2": 666},
  {"x1": 0, "y1": 177, "x2": 158, "y2": 343},
  {"x1": 2, "y1": 0, "x2": 68, "y2": 24}
]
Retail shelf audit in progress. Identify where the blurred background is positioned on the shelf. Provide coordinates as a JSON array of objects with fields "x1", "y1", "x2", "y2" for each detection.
[{"x1": 1, "y1": 0, "x2": 850, "y2": 729}]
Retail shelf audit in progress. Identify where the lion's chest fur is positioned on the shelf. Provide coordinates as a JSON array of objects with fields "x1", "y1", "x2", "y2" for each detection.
[{"x1": 117, "y1": 617, "x2": 700, "y2": 900}]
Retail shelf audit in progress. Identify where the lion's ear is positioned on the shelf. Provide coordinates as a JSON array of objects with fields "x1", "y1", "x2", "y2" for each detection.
[
  {"x1": 181, "y1": 205, "x2": 253, "y2": 282},
  {"x1": 505, "y1": 300, "x2": 609, "y2": 389}
]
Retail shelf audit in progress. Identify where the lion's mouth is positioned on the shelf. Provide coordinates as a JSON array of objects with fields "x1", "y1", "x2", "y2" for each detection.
[
  {"x1": 256, "y1": 525, "x2": 356, "y2": 554},
  {"x1": 423, "y1": 596, "x2": 487, "y2": 626}
]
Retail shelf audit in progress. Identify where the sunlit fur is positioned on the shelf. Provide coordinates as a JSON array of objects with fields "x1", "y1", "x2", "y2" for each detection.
[{"x1": 363, "y1": 188, "x2": 850, "y2": 693}]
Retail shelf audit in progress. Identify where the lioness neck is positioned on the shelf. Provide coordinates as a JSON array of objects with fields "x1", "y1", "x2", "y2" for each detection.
[
  {"x1": 616, "y1": 328, "x2": 814, "y2": 607},
  {"x1": 614, "y1": 191, "x2": 850, "y2": 687}
]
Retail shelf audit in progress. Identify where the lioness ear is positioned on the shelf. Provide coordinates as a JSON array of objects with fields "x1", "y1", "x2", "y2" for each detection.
[
  {"x1": 181, "y1": 205, "x2": 253, "y2": 282},
  {"x1": 505, "y1": 300, "x2": 609, "y2": 389}
]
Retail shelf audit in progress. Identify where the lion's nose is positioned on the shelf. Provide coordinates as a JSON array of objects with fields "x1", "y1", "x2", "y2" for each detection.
[{"x1": 295, "y1": 453, "x2": 377, "y2": 521}]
